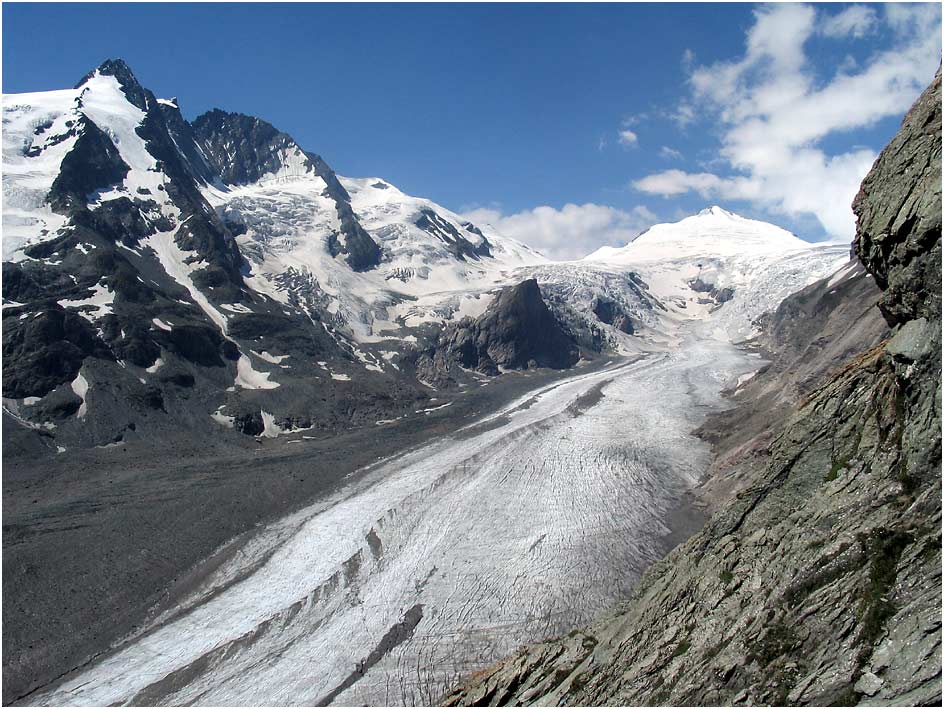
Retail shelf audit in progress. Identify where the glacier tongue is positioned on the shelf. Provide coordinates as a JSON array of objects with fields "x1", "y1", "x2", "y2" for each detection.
[{"x1": 34, "y1": 325, "x2": 762, "y2": 707}]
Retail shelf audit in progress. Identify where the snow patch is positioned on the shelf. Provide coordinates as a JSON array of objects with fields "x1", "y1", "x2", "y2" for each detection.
[
  {"x1": 235, "y1": 355, "x2": 280, "y2": 390},
  {"x1": 251, "y1": 350, "x2": 289, "y2": 364},
  {"x1": 260, "y1": 411, "x2": 282, "y2": 438},
  {"x1": 826, "y1": 260, "x2": 857, "y2": 288},
  {"x1": 208, "y1": 408, "x2": 234, "y2": 428},
  {"x1": 58, "y1": 282, "x2": 114, "y2": 321},
  {"x1": 220, "y1": 303, "x2": 253, "y2": 314},
  {"x1": 70, "y1": 372, "x2": 89, "y2": 419},
  {"x1": 416, "y1": 402, "x2": 453, "y2": 415},
  {"x1": 145, "y1": 229, "x2": 229, "y2": 334}
]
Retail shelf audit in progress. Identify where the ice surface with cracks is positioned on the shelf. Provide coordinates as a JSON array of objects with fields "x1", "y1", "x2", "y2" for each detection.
[
  {"x1": 36, "y1": 323, "x2": 761, "y2": 707},
  {"x1": 202, "y1": 172, "x2": 544, "y2": 344}
]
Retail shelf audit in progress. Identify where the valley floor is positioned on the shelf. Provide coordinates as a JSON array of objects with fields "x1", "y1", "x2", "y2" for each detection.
[{"x1": 31, "y1": 327, "x2": 761, "y2": 706}]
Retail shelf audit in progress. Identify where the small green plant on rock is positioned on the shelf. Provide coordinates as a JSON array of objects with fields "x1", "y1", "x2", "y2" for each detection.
[
  {"x1": 672, "y1": 639, "x2": 691, "y2": 658},
  {"x1": 824, "y1": 460, "x2": 845, "y2": 482}
]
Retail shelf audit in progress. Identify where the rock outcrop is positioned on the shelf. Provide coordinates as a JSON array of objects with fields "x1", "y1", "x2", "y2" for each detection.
[
  {"x1": 423, "y1": 279, "x2": 579, "y2": 380},
  {"x1": 591, "y1": 296, "x2": 635, "y2": 334},
  {"x1": 444, "y1": 72, "x2": 941, "y2": 708}
]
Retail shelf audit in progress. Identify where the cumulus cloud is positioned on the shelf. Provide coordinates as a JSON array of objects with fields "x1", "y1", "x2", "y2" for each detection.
[
  {"x1": 618, "y1": 129, "x2": 639, "y2": 148},
  {"x1": 632, "y1": 2, "x2": 941, "y2": 239},
  {"x1": 461, "y1": 203, "x2": 657, "y2": 261},
  {"x1": 634, "y1": 170, "x2": 724, "y2": 197}
]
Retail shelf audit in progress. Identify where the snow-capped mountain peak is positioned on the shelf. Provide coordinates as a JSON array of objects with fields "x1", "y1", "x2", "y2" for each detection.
[
  {"x1": 696, "y1": 205, "x2": 734, "y2": 218},
  {"x1": 585, "y1": 206, "x2": 809, "y2": 264},
  {"x1": 583, "y1": 206, "x2": 848, "y2": 339}
]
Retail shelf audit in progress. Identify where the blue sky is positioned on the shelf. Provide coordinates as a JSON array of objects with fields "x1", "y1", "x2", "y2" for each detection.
[{"x1": 3, "y1": 2, "x2": 941, "y2": 258}]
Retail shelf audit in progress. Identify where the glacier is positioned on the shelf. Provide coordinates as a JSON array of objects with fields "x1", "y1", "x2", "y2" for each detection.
[{"x1": 36, "y1": 321, "x2": 764, "y2": 707}]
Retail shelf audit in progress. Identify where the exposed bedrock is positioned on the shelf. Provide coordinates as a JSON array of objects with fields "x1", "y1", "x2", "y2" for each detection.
[{"x1": 420, "y1": 278, "x2": 580, "y2": 383}]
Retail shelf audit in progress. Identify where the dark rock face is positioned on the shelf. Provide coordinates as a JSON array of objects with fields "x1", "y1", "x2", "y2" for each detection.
[
  {"x1": 591, "y1": 296, "x2": 634, "y2": 334},
  {"x1": 444, "y1": 74, "x2": 942, "y2": 708},
  {"x1": 2, "y1": 308, "x2": 112, "y2": 399},
  {"x1": 156, "y1": 100, "x2": 220, "y2": 186},
  {"x1": 852, "y1": 67, "x2": 942, "y2": 504},
  {"x1": 436, "y1": 279, "x2": 579, "y2": 376},
  {"x1": 854, "y1": 68, "x2": 942, "y2": 327},
  {"x1": 232, "y1": 411, "x2": 265, "y2": 436},
  {"x1": 689, "y1": 277, "x2": 735, "y2": 306},
  {"x1": 47, "y1": 117, "x2": 129, "y2": 212},
  {"x1": 192, "y1": 109, "x2": 310, "y2": 185},
  {"x1": 307, "y1": 152, "x2": 383, "y2": 271},
  {"x1": 416, "y1": 209, "x2": 492, "y2": 261}
]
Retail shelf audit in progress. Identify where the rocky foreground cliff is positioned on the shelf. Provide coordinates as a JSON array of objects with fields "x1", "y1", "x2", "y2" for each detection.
[{"x1": 444, "y1": 72, "x2": 941, "y2": 708}]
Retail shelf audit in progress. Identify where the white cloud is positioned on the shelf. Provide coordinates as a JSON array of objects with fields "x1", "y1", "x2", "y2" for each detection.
[
  {"x1": 632, "y1": 2, "x2": 941, "y2": 239},
  {"x1": 634, "y1": 170, "x2": 724, "y2": 197},
  {"x1": 618, "y1": 129, "x2": 639, "y2": 148},
  {"x1": 820, "y1": 5, "x2": 877, "y2": 38},
  {"x1": 670, "y1": 102, "x2": 696, "y2": 129},
  {"x1": 659, "y1": 146, "x2": 683, "y2": 161},
  {"x1": 461, "y1": 203, "x2": 657, "y2": 261}
]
